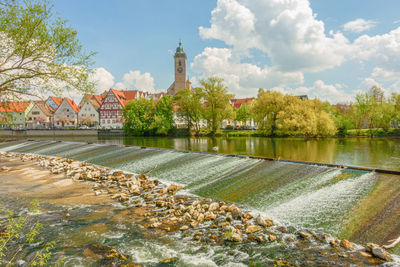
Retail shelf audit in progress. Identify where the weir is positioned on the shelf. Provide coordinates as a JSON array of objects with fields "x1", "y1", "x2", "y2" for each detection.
[{"x1": 1, "y1": 139, "x2": 400, "y2": 253}]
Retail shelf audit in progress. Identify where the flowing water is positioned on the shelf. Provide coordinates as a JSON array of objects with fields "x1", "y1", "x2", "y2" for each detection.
[{"x1": 1, "y1": 140, "x2": 400, "y2": 265}]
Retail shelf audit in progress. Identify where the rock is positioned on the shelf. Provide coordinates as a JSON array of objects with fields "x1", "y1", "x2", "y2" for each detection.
[
  {"x1": 160, "y1": 257, "x2": 179, "y2": 264},
  {"x1": 366, "y1": 243, "x2": 392, "y2": 261},
  {"x1": 255, "y1": 214, "x2": 274, "y2": 228},
  {"x1": 209, "y1": 202, "x2": 219, "y2": 211},
  {"x1": 277, "y1": 226, "x2": 287, "y2": 233},
  {"x1": 340, "y1": 239, "x2": 353, "y2": 249},
  {"x1": 226, "y1": 214, "x2": 233, "y2": 222},
  {"x1": 269, "y1": 234, "x2": 277, "y2": 242},
  {"x1": 330, "y1": 237, "x2": 339, "y2": 247},
  {"x1": 180, "y1": 225, "x2": 189, "y2": 231},
  {"x1": 231, "y1": 207, "x2": 242, "y2": 219},
  {"x1": 245, "y1": 224, "x2": 262, "y2": 234},
  {"x1": 299, "y1": 231, "x2": 311, "y2": 240},
  {"x1": 243, "y1": 213, "x2": 253, "y2": 220},
  {"x1": 359, "y1": 251, "x2": 372, "y2": 258},
  {"x1": 204, "y1": 211, "x2": 216, "y2": 221}
]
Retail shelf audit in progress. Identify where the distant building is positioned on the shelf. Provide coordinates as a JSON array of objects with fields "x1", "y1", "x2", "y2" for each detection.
[
  {"x1": 78, "y1": 94, "x2": 104, "y2": 127},
  {"x1": 0, "y1": 102, "x2": 30, "y2": 128},
  {"x1": 45, "y1": 96, "x2": 63, "y2": 110},
  {"x1": 297, "y1": 95, "x2": 308, "y2": 100},
  {"x1": 167, "y1": 42, "x2": 192, "y2": 96},
  {"x1": 25, "y1": 101, "x2": 54, "y2": 129},
  {"x1": 53, "y1": 98, "x2": 80, "y2": 127},
  {"x1": 99, "y1": 88, "x2": 139, "y2": 129},
  {"x1": 222, "y1": 98, "x2": 256, "y2": 129}
]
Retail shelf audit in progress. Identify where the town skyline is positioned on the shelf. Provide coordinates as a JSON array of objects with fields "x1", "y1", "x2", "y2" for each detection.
[{"x1": 49, "y1": 0, "x2": 400, "y2": 104}]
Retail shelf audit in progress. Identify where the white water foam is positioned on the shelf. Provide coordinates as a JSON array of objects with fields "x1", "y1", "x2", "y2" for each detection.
[{"x1": 266, "y1": 172, "x2": 376, "y2": 234}]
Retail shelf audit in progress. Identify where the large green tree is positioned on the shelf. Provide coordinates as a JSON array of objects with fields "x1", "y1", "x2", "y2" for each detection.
[
  {"x1": 122, "y1": 98, "x2": 155, "y2": 135},
  {"x1": 199, "y1": 77, "x2": 234, "y2": 134},
  {"x1": 152, "y1": 94, "x2": 174, "y2": 135},
  {"x1": 174, "y1": 88, "x2": 204, "y2": 134},
  {"x1": 122, "y1": 96, "x2": 174, "y2": 136},
  {"x1": 0, "y1": 0, "x2": 95, "y2": 101},
  {"x1": 234, "y1": 103, "x2": 251, "y2": 126}
]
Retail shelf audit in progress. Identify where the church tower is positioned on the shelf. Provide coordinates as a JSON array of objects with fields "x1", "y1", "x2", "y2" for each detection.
[{"x1": 167, "y1": 41, "x2": 192, "y2": 95}]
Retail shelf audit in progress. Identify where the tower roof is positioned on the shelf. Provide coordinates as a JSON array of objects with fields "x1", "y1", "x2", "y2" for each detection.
[{"x1": 175, "y1": 41, "x2": 185, "y2": 54}]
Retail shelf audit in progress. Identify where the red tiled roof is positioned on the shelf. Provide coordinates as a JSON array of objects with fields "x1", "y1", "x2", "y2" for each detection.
[
  {"x1": 84, "y1": 94, "x2": 104, "y2": 107},
  {"x1": 65, "y1": 98, "x2": 80, "y2": 113},
  {"x1": 110, "y1": 88, "x2": 138, "y2": 107},
  {"x1": 231, "y1": 98, "x2": 254, "y2": 109},
  {"x1": 35, "y1": 101, "x2": 54, "y2": 117},
  {"x1": 50, "y1": 96, "x2": 63, "y2": 107},
  {"x1": 0, "y1": 102, "x2": 30, "y2": 112}
]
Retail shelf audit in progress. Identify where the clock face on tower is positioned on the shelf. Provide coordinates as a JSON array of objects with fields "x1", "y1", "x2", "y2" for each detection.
[{"x1": 177, "y1": 67, "x2": 183, "y2": 73}]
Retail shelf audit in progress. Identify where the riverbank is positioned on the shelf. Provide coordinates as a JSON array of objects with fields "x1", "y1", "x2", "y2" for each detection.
[
  {"x1": 1, "y1": 128, "x2": 400, "y2": 138},
  {"x1": 1, "y1": 151, "x2": 398, "y2": 265}
]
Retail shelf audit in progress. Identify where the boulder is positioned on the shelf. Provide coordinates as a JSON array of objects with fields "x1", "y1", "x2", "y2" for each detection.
[
  {"x1": 255, "y1": 214, "x2": 274, "y2": 228},
  {"x1": 209, "y1": 202, "x2": 219, "y2": 211},
  {"x1": 366, "y1": 243, "x2": 392, "y2": 261},
  {"x1": 245, "y1": 224, "x2": 262, "y2": 234},
  {"x1": 340, "y1": 239, "x2": 353, "y2": 249}
]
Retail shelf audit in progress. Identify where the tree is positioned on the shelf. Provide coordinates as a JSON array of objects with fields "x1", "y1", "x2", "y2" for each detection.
[
  {"x1": 122, "y1": 96, "x2": 174, "y2": 136},
  {"x1": 122, "y1": 98, "x2": 155, "y2": 135},
  {"x1": 235, "y1": 103, "x2": 251, "y2": 126},
  {"x1": 0, "y1": 0, "x2": 95, "y2": 101},
  {"x1": 57, "y1": 116, "x2": 70, "y2": 127},
  {"x1": 198, "y1": 77, "x2": 234, "y2": 134},
  {"x1": 251, "y1": 89, "x2": 287, "y2": 135},
  {"x1": 80, "y1": 116, "x2": 95, "y2": 126},
  {"x1": 152, "y1": 95, "x2": 174, "y2": 135},
  {"x1": 174, "y1": 88, "x2": 204, "y2": 134}
]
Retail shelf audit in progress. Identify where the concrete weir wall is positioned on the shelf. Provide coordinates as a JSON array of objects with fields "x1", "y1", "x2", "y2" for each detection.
[{"x1": 0, "y1": 129, "x2": 100, "y2": 137}]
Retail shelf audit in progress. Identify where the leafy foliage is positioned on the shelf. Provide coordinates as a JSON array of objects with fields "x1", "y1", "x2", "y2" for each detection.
[
  {"x1": 0, "y1": 0, "x2": 95, "y2": 101},
  {"x1": 174, "y1": 88, "x2": 204, "y2": 134},
  {"x1": 0, "y1": 200, "x2": 63, "y2": 266},
  {"x1": 198, "y1": 77, "x2": 234, "y2": 134},
  {"x1": 234, "y1": 103, "x2": 251, "y2": 125},
  {"x1": 122, "y1": 96, "x2": 175, "y2": 136},
  {"x1": 252, "y1": 90, "x2": 336, "y2": 136}
]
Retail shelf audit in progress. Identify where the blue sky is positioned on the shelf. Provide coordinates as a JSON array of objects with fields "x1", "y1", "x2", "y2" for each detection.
[{"x1": 52, "y1": 0, "x2": 400, "y2": 103}]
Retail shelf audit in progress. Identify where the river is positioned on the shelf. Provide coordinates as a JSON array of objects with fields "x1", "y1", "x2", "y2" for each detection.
[
  {"x1": 3, "y1": 135, "x2": 399, "y2": 171},
  {"x1": 1, "y1": 137, "x2": 400, "y2": 265}
]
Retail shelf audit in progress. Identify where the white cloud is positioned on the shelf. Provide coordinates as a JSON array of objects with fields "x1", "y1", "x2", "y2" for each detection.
[
  {"x1": 343, "y1": 18, "x2": 377, "y2": 33},
  {"x1": 191, "y1": 47, "x2": 303, "y2": 97},
  {"x1": 199, "y1": 0, "x2": 351, "y2": 73},
  {"x1": 371, "y1": 67, "x2": 400, "y2": 83},
  {"x1": 274, "y1": 80, "x2": 353, "y2": 104},
  {"x1": 353, "y1": 27, "x2": 400, "y2": 71},
  {"x1": 116, "y1": 70, "x2": 155, "y2": 93},
  {"x1": 88, "y1": 67, "x2": 115, "y2": 93}
]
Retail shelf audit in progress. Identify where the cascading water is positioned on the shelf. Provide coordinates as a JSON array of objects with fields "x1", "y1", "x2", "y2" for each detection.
[{"x1": 1, "y1": 140, "x2": 400, "y2": 265}]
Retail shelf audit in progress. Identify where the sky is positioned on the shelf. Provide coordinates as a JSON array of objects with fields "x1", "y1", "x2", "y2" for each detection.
[{"x1": 51, "y1": 0, "x2": 400, "y2": 103}]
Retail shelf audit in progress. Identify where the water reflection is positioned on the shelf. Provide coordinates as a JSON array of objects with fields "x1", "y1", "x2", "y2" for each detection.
[{"x1": 2, "y1": 135, "x2": 399, "y2": 170}]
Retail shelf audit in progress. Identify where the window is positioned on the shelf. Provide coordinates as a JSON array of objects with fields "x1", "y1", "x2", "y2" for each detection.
[
  {"x1": 32, "y1": 111, "x2": 39, "y2": 115},
  {"x1": 67, "y1": 109, "x2": 69, "y2": 112},
  {"x1": 107, "y1": 120, "x2": 110, "y2": 123}
]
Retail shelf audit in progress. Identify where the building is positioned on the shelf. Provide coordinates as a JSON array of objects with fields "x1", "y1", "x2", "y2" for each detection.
[
  {"x1": 221, "y1": 98, "x2": 256, "y2": 129},
  {"x1": 53, "y1": 98, "x2": 80, "y2": 127},
  {"x1": 167, "y1": 42, "x2": 192, "y2": 95},
  {"x1": 45, "y1": 96, "x2": 63, "y2": 111},
  {"x1": 25, "y1": 101, "x2": 54, "y2": 129},
  {"x1": 99, "y1": 88, "x2": 139, "y2": 129},
  {"x1": 0, "y1": 102, "x2": 30, "y2": 128},
  {"x1": 78, "y1": 94, "x2": 104, "y2": 127}
]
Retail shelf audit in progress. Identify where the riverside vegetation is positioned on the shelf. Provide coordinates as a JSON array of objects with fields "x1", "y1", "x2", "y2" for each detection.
[
  {"x1": 0, "y1": 151, "x2": 397, "y2": 265},
  {"x1": 122, "y1": 78, "x2": 400, "y2": 138}
]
